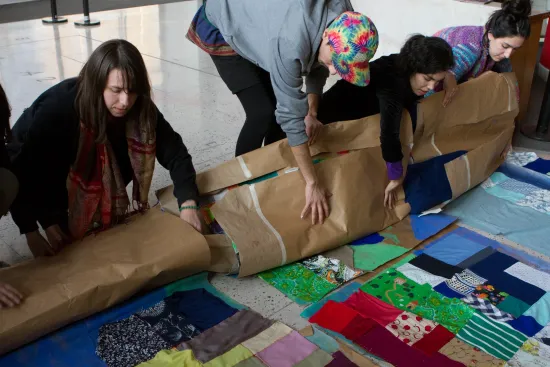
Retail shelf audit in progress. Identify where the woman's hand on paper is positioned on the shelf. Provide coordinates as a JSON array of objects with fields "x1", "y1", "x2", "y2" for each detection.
[
  {"x1": 305, "y1": 114, "x2": 323, "y2": 146},
  {"x1": 384, "y1": 179, "x2": 403, "y2": 209},
  {"x1": 442, "y1": 72, "x2": 458, "y2": 108},
  {"x1": 180, "y1": 200, "x2": 203, "y2": 233},
  {"x1": 301, "y1": 181, "x2": 331, "y2": 225},
  {"x1": 0, "y1": 282, "x2": 23, "y2": 309}
]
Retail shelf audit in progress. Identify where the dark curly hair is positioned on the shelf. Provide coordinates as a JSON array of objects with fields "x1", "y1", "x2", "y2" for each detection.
[
  {"x1": 0, "y1": 83, "x2": 11, "y2": 145},
  {"x1": 484, "y1": 0, "x2": 531, "y2": 45},
  {"x1": 398, "y1": 35, "x2": 455, "y2": 77}
]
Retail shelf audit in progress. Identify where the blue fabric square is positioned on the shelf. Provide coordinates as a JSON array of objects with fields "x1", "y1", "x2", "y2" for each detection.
[
  {"x1": 410, "y1": 213, "x2": 456, "y2": 241},
  {"x1": 498, "y1": 178, "x2": 538, "y2": 195},
  {"x1": 470, "y1": 253, "x2": 546, "y2": 305},
  {"x1": 423, "y1": 233, "x2": 487, "y2": 265},
  {"x1": 434, "y1": 282, "x2": 464, "y2": 299},
  {"x1": 507, "y1": 315, "x2": 544, "y2": 337},
  {"x1": 349, "y1": 233, "x2": 384, "y2": 246},
  {"x1": 525, "y1": 158, "x2": 550, "y2": 175},
  {"x1": 404, "y1": 150, "x2": 467, "y2": 214}
]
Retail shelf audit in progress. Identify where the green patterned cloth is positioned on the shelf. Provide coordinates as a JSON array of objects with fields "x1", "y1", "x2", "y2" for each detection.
[
  {"x1": 360, "y1": 269, "x2": 474, "y2": 333},
  {"x1": 258, "y1": 263, "x2": 338, "y2": 305},
  {"x1": 301, "y1": 255, "x2": 362, "y2": 285}
]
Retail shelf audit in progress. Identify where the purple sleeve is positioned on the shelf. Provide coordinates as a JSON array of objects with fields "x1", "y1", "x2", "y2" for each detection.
[{"x1": 386, "y1": 161, "x2": 403, "y2": 181}]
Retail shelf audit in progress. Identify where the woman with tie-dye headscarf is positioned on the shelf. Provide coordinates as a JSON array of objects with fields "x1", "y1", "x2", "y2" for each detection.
[{"x1": 187, "y1": 0, "x2": 379, "y2": 226}]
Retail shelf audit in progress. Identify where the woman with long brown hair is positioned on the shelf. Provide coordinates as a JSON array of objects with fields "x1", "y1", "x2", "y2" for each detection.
[
  {"x1": 8, "y1": 39, "x2": 202, "y2": 257},
  {"x1": 0, "y1": 82, "x2": 24, "y2": 308}
]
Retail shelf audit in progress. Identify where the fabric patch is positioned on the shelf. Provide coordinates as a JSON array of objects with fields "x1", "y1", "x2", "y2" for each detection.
[
  {"x1": 520, "y1": 338, "x2": 550, "y2": 359},
  {"x1": 434, "y1": 282, "x2": 468, "y2": 299},
  {"x1": 443, "y1": 277, "x2": 476, "y2": 296},
  {"x1": 457, "y1": 247, "x2": 497, "y2": 269},
  {"x1": 135, "y1": 299, "x2": 200, "y2": 345},
  {"x1": 301, "y1": 255, "x2": 362, "y2": 285},
  {"x1": 349, "y1": 233, "x2": 384, "y2": 245},
  {"x1": 309, "y1": 301, "x2": 376, "y2": 340},
  {"x1": 505, "y1": 263, "x2": 550, "y2": 293},
  {"x1": 96, "y1": 316, "x2": 171, "y2": 367},
  {"x1": 396, "y1": 263, "x2": 448, "y2": 287},
  {"x1": 256, "y1": 331, "x2": 319, "y2": 367},
  {"x1": 462, "y1": 294, "x2": 515, "y2": 322},
  {"x1": 506, "y1": 349, "x2": 550, "y2": 367},
  {"x1": 413, "y1": 292, "x2": 475, "y2": 334},
  {"x1": 326, "y1": 351, "x2": 357, "y2": 366},
  {"x1": 343, "y1": 290, "x2": 403, "y2": 326},
  {"x1": 234, "y1": 356, "x2": 266, "y2": 367},
  {"x1": 457, "y1": 312, "x2": 528, "y2": 361},
  {"x1": 508, "y1": 316, "x2": 545, "y2": 337},
  {"x1": 180, "y1": 310, "x2": 272, "y2": 363},
  {"x1": 470, "y1": 253, "x2": 546, "y2": 306},
  {"x1": 359, "y1": 269, "x2": 433, "y2": 311},
  {"x1": 516, "y1": 189, "x2": 550, "y2": 215},
  {"x1": 525, "y1": 157, "x2": 550, "y2": 174},
  {"x1": 535, "y1": 325, "x2": 550, "y2": 341},
  {"x1": 438, "y1": 337, "x2": 506, "y2": 367},
  {"x1": 241, "y1": 322, "x2": 293, "y2": 354},
  {"x1": 404, "y1": 150, "x2": 466, "y2": 214},
  {"x1": 293, "y1": 349, "x2": 334, "y2": 367},
  {"x1": 355, "y1": 323, "x2": 465, "y2": 366},
  {"x1": 412, "y1": 325, "x2": 455, "y2": 356},
  {"x1": 472, "y1": 284, "x2": 509, "y2": 306},
  {"x1": 409, "y1": 213, "x2": 457, "y2": 241},
  {"x1": 203, "y1": 345, "x2": 254, "y2": 367},
  {"x1": 385, "y1": 311, "x2": 438, "y2": 345},
  {"x1": 301, "y1": 282, "x2": 362, "y2": 319},
  {"x1": 424, "y1": 233, "x2": 488, "y2": 265},
  {"x1": 409, "y1": 254, "x2": 463, "y2": 278},
  {"x1": 322, "y1": 246, "x2": 356, "y2": 270},
  {"x1": 498, "y1": 296, "x2": 531, "y2": 318},
  {"x1": 506, "y1": 151, "x2": 538, "y2": 167},
  {"x1": 304, "y1": 327, "x2": 340, "y2": 354},
  {"x1": 136, "y1": 349, "x2": 201, "y2": 367},
  {"x1": 352, "y1": 244, "x2": 409, "y2": 271},
  {"x1": 457, "y1": 269, "x2": 488, "y2": 286},
  {"x1": 258, "y1": 263, "x2": 338, "y2": 305},
  {"x1": 393, "y1": 254, "x2": 417, "y2": 268}
]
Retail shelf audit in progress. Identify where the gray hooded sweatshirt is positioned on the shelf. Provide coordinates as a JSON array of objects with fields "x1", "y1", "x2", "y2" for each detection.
[{"x1": 205, "y1": 0, "x2": 354, "y2": 147}]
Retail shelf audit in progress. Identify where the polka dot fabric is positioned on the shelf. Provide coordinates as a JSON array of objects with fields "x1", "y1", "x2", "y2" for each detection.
[
  {"x1": 326, "y1": 11, "x2": 378, "y2": 87},
  {"x1": 385, "y1": 311, "x2": 437, "y2": 346}
]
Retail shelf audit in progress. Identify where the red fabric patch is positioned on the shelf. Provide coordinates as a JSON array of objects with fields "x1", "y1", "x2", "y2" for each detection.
[
  {"x1": 355, "y1": 324, "x2": 464, "y2": 367},
  {"x1": 412, "y1": 325, "x2": 456, "y2": 356},
  {"x1": 343, "y1": 291, "x2": 402, "y2": 326},
  {"x1": 309, "y1": 300, "x2": 361, "y2": 333},
  {"x1": 340, "y1": 315, "x2": 377, "y2": 341}
]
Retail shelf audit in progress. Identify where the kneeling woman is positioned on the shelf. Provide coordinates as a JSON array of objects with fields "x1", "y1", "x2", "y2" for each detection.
[
  {"x1": 9, "y1": 39, "x2": 202, "y2": 257},
  {"x1": 317, "y1": 35, "x2": 454, "y2": 207}
]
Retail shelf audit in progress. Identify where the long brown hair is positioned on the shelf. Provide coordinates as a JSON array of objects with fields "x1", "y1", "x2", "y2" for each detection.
[
  {"x1": 75, "y1": 39, "x2": 156, "y2": 143},
  {"x1": 0, "y1": 82, "x2": 11, "y2": 144}
]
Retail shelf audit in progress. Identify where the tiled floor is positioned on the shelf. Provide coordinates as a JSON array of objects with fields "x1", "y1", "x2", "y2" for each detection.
[{"x1": 1, "y1": 0, "x2": 550, "y2": 329}]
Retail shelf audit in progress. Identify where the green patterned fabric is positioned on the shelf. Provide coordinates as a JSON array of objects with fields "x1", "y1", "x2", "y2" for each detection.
[
  {"x1": 353, "y1": 244, "x2": 409, "y2": 271},
  {"x1": 360, "y1": 269, "x2": 474, "y2": 333},
  {"x1": 414, "y1": 292, "x2": 475, "y2": 333},
  {"x1": 258, "y1": 263, "x2": 338, "y2": 305}
]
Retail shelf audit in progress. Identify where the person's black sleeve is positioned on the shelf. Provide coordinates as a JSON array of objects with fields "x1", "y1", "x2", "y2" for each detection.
[
  {"x1": 154, "y1": 108, "x2": 200, "y2": 207},
  {"x1": 375, "y1": 83, "x2": 405, "y2": 163}
]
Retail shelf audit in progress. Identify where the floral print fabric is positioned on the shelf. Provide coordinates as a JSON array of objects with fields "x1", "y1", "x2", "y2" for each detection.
[
  {"x1": 472, "y1": 284, "x2": 509, "y2": 306},
  {"x1": 301, "y1": 255, "x2": 362, "y2": 285}
]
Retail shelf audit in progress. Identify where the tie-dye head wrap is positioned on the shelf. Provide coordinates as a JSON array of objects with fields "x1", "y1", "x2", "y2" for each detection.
[{"x1": 326, "y1": 12, "x2": 379, "y2": 86}]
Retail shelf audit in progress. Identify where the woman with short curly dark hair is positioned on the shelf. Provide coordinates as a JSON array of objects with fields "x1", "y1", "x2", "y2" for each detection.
[{"x1": 317, "y1": 34, "x2": 454, "y2": 208}]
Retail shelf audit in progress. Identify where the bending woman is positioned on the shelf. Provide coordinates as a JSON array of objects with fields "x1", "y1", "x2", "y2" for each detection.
[
  {"x1": 0, "y1": 83, "x2": 23, "y2": 309},
  {"x1": 8, "y1": 39, "x2": 202, "y2": 257},
  {"x1": 434, "y1": 0, "x2": 531, "y2": 106},
  {"x1": 187, "y1": 0, "x2": 379, "y2": 224},
  {"x1": 317, "y1": 35, "x2": 454, "y2": 207}
]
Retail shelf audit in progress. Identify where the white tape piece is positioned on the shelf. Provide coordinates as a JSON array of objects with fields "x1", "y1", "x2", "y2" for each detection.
[
  {"x1": 237, "y1": 156, "x2": 252, "y2": 179},
  {"x1": 249, "y1": 184, "x2": 287, "y2": 265},
  {"x1": 463, "y1": 155, "x2": 471, "y2": 190},
  {"x1": 431, "y1": 134, "x2": 443, "y2": 156}
]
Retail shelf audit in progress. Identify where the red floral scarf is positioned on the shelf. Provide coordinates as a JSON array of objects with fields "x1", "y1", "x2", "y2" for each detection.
[{"x1": 67, "y1": 121, "x2": 156, "y2": 239}]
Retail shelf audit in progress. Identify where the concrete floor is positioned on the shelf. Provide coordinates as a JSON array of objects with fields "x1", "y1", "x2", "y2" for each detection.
[{"x1": 1, "y1": 0, "x2": 549, "y2": 330}]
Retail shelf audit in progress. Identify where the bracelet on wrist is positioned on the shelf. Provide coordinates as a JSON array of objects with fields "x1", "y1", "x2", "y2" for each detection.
[{"x1": 179, "y1": 205, "x2": 200, "y2": 212}]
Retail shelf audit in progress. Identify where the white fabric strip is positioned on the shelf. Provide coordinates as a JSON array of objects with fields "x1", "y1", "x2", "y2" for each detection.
[
  {"x1": 463, "y1": 155, "x2": 471, "y2": 190},
  {"x1": 249, "y1": 184, "x2": 287, "y2": 265},
  {"x1": 237, "y1": 156, "x2": 252, "y2": 178},
  {"x1": 431, "y1": 134, "x2": 443, "y2": 156}
]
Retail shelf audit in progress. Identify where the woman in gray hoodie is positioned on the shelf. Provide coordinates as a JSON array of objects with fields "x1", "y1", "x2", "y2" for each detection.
[{"x1": 187, "y1": 0, "x2": 378, "y2": 225}]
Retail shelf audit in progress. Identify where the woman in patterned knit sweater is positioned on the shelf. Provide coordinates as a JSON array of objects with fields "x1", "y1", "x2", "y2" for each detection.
[{"x1": 434, "y1": 0, "x2": 531, "y2": 106}]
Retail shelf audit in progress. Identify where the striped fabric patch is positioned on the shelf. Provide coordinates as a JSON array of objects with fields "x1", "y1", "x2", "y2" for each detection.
[{"x1": 457, "y1": 312, "x2": 528, "y2": 361}]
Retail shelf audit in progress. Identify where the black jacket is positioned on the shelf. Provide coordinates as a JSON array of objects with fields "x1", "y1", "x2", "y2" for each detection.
[{"x1": 8, "y1": 78, "x2": 199, "y2": 234}]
